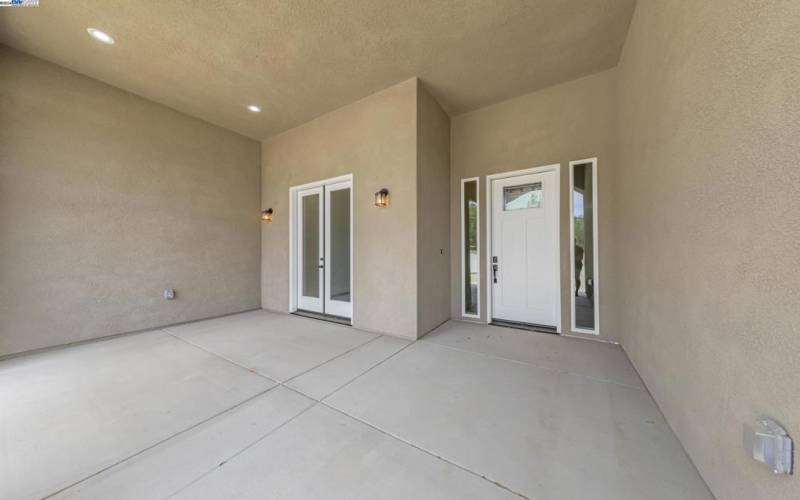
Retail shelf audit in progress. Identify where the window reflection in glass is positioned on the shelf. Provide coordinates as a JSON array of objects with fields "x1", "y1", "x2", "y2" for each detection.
[
  {"x1": 573, "y1": 163, "x2": 595, "y2": 330},
  {"x1": 302, "y1": 194, "x2": 320, "y2": 298},
  {"x1": 329, "y1": 188, "x2": 351, "y2": 302},
  {"x1": 503, "y1": 182, "x2": 542, "y2": 211},
  {"x1": 463, "y1": 180, "x2": 479, "y2": 315}
]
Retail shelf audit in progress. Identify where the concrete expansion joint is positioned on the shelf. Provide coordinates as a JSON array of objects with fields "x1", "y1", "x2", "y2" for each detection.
[
  {"x1": 81, "y1": 329, "x2": 526, "y2": 499},
  {"x1": 319, "y1": 402, "x2": 531, "y2": 500}
]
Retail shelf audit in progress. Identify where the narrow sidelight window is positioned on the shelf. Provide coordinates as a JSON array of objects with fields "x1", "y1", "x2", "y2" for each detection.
[
  {"x1": 570, "y1": 159, "x2": 599, "y2": 334},
  {"x1": 461, "y1": 178, "x2": 480, "y2": 317}
]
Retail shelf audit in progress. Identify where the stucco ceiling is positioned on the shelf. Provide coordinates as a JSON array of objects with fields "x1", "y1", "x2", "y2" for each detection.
[{"x1": 0, "y1": 0, "x2": 635, "y2": 139}]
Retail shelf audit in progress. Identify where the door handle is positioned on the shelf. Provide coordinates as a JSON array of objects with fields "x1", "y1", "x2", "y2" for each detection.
[{"x1": 492, "y1": 264, "x2": 498, "y2": 283}]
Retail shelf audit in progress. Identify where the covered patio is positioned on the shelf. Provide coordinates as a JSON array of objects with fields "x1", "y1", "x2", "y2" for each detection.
[{"x1": 3, "y1": 312, "x2": 710, "y2": 499}]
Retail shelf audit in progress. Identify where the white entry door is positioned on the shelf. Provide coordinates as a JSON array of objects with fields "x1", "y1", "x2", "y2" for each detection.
[
  {"x1": 295, "y1": 179, "x2": 352, "y2": 319},
  {"x1": 491, "y1": 171, "x2": 559, "y2": 328}
]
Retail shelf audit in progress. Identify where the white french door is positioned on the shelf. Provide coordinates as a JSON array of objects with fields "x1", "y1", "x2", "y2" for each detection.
[
  {"x1": 490, "y1": 170, "x2": 559, "y2": 328},
  {"x1": 324, "y1": 181, "x2": 352, "y2": 317},
  {"x1": 297, "y1": 186, "x2": 324, "y2": 312},
  {"x1": 295, "y1": 178, "x2": 352, "y2": 319}
]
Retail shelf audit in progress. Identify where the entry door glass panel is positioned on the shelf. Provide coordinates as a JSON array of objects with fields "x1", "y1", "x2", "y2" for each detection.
[
  {"x1": 302, "y1": 195, "x2": 321, "y2": 297},
  {"x1": 491, "y1": 171, "x2": 559, "y2": 328},
  {"x1": 503, "y1": 182, "x2": 542, "y2": 210},
  {"x1": 328, "y1": 187, "x2": 351, "y2": 303},
  {"x1": 297, "y1": 187, "x2": 324, "y2": 313}
]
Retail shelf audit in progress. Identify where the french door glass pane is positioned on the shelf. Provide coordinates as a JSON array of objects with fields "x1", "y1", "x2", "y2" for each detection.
[
  {"x1": 302, "y1": 194, "x2": 320, "y2": 298},
  {"x1": 463, "y1": 180, "x2": 478, "y2": 315},
  {"x1": 573, "y1": 163, "x2": 595, "y2": 330},
  {"x1": 329, "y1": 188, "x2": 351, "y2": 302}
]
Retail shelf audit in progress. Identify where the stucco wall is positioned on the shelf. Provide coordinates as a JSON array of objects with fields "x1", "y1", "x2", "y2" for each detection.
[
  {"x1": 615, "y1": 2, "x2": 800, "y2": 499},
  {"x1": 260, "y1": 79, "x2": 419, "y2": 338},
  {"x1": 450, "y1": 69, "x2": 618, "y2": 341},
  {"x1": 0, "y1": 46, "x2": 261, "y2": 356},
  {"x1": 416, "y1": 82, "x2": 451, "y2": 336}
]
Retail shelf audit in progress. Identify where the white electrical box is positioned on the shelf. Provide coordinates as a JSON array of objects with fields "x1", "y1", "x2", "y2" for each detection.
[
  {"x1": 747, "y1": 419, "x2": 793, "y2": 475},
  {"x1": 164, "y1": 288, "x2": 176, "y2": 300}
]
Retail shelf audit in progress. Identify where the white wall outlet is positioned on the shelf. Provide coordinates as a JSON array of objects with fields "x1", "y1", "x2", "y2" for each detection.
[
  {"x1": 164, "y1": 288, "x2": 176, "y2": 300},
  {"x1": 746, "y1": 419, "x2": 793, "y2": 475}
]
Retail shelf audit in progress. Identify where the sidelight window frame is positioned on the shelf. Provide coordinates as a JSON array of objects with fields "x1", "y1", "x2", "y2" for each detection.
[
  {"x1": 569, "y1": 158, "x2": 600, "y2": 335},
  {"x1": 460, "y1": 177, "x2": 481, "y2": 319}
]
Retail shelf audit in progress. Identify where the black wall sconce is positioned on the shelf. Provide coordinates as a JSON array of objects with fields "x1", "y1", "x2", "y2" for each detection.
[
  {"x1": 374, "y1": 188, "x2": 390, "y2": 208},
  {"x1": 261, "y1": 208, "x2": 273, "y2": 222}
]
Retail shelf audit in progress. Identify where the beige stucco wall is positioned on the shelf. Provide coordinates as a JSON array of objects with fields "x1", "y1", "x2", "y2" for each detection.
[
  {"x1": 260, "y1": 79, "x2": 420, "y2": 339},
  {"x1": 416, "y1": 82, "x2": 451, "y2": 335},
  {"x1": 615, "y1": 2, "x2": 800, "y2": 499},
  {"x1": 450, "y1": 69, "x2": 618, "y2": 341},
  {"x1": 0, "y1": 46, "x2": 261, "y2": 356}
]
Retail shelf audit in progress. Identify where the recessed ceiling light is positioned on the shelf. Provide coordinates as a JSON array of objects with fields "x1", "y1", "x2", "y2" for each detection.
[
  {"x1": 87, "y1": 28, "x2": 115, "y2": 45},
  {"x1": 247, "y1": 105, "x2": 261, "y2": 113}
]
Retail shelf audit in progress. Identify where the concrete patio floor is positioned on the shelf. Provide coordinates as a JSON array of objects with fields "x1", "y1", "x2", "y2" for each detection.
[{"x1": 0, "y1": 311, "x2": 713, "y2": 500}]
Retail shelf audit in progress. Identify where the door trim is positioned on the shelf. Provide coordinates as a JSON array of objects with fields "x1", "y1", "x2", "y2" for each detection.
[
  {"x1": 289, "y1": 174, "x2": 353, "y2": 316},
  {"x1": 569, "y1": 158, "x2": 600, "y2": 336},
  {"x1": 485, "y1": 164, "x2": 561, "y2": 333}
]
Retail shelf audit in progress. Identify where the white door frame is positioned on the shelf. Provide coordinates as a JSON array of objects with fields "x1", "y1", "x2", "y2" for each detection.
[
  {"x1": 485, "y1": 164, "x2": 561, "y2": 333},
  {"x1": 289, "y1": 173, "x2": 353, "y2": 316},
  {"x1": 569, "y1": 158, "x2": 600, "y2": 335}
]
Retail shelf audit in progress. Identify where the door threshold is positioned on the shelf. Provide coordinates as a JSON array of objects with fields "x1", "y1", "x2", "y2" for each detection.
[
  {"x1": 293, "y1": 310, "x2": 352, "y2": 326},
  {"x1": 490, "y1": 319, "x2": 558, "y2": 335}
]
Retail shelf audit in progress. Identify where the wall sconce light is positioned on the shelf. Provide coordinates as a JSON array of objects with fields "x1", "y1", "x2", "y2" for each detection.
[
  {"x1": 261, "y1": 208, "x2": 273, "y2": 222},
  {"x1": 374, "y1": 188, "x2": 390, "y2": 208}
]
